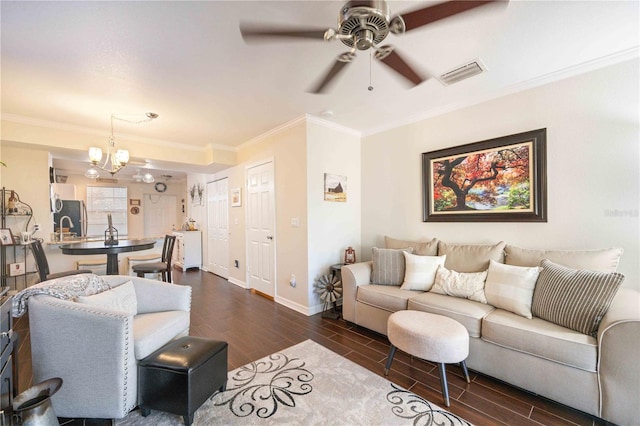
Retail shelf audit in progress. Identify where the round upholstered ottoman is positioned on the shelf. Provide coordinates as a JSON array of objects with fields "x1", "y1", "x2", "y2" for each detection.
[{"x1": 385, "y1": 310, "x2": 470, "y2": 407}]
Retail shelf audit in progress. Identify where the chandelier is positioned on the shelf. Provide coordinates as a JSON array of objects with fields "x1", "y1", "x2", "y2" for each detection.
[{"x1": 85, "y1": 112, "x2": 158, "y2": 179}]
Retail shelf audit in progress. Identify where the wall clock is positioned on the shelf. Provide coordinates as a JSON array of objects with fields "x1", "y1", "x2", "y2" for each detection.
[{"x1": 154, "y1": 182, "x2": 167, "y2": 193}]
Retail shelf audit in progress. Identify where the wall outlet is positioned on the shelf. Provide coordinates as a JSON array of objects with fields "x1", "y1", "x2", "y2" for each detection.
[
  {"x1": 290, "y1": 274, "x2": 296, "y2": 288},
  {"x1": 234, "y1": 260, "x2": 239, "y2": 268}
]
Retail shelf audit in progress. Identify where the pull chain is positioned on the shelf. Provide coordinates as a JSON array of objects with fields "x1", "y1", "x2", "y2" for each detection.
[{"x1": 368, "y1": 50, "x2": 374, "y2": 91}]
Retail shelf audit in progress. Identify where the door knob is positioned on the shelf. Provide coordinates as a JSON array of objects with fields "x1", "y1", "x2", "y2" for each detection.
[{"x1": 266, "y1": 235, "x2": 273, "y2": 240}]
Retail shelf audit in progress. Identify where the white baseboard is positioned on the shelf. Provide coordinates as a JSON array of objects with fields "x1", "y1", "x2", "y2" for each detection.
[
  {"x1": 274, "y1": 296, "x2": 326, "y2": 317},
  {"x1": 228, "y1": 277, "x2": 246, "y2": 288}
]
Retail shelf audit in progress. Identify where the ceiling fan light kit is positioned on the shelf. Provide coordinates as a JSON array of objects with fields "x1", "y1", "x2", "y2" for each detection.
[{"x1": 240, "y1": 0, "x2": 504, "y2": 93}]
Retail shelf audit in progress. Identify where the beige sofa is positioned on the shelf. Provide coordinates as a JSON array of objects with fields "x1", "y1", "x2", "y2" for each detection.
[{"x1": 342, "y1": 239, "x2": 640, "y2": 426}]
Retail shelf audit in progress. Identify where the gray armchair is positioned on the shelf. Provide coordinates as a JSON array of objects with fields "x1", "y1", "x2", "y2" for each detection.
[{"x1": 28, "y1": 275, "x2": 192, "y2": 419}]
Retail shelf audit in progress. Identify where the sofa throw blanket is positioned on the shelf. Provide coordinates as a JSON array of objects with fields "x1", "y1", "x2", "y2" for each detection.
[{"x1": 12, "y1": 273, "x2": 110, "y2": 317}]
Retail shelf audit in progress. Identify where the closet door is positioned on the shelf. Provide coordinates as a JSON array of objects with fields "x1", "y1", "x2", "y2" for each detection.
[
  {"x1": 246, "y1": 161, "x2": 275, "y2": 297},
  {"x1": 207, "y1": 178, "x2": 229, "y2": 278}
]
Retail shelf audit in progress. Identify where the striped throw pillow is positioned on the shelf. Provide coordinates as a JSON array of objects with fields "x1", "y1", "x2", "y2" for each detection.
[
  {"x1": 371, "y1": 247, "x2": 413, "y2": 286},
  {"x1": 531, "y1": 259, "x2": 624, "y2": 336}
]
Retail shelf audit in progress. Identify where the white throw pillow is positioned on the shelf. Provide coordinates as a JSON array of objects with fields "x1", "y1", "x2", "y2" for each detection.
[
  {"x1": 484, "y1": 260, "x2": 541, "y2": 319},
  {"x1": 400, "y1": 253, "x2": 446, "y2": 291},
  {"x1": 76, "y1": 280, "x2": 138, "y2": 316},
  {"x1": 431, "y1": 265, "x2": 488, "y2": 304}
]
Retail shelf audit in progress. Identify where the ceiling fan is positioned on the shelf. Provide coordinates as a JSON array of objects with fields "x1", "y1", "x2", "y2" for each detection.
[{"x1": 240, "y1": 0, "x2": 504, "y2": 93}]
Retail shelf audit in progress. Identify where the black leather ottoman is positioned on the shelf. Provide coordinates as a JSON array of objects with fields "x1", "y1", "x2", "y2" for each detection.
[{"x1": 138, "y1": 336, "x2": 228, "y2": 425}]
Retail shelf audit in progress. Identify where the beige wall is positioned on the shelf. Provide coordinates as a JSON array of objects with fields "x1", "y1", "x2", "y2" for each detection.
[
  {"x1": 237, "y1": 118, "x2": 309, "y2": 310},
  {"x1": 1, "y1": 145, "x2": 53, "y2": 239},
  {"x1": 361, "y1": 58, "x2": 640, "y2": 290},
  {"x1": 306, "y1": 120, "x2": 361, "y2": 312}
]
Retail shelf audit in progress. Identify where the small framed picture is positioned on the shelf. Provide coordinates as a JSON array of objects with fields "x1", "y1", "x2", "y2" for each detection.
[
  {"x1": 130, "y1": 199, "x2": 141, "y2": 206},
  {"x1": 0, "y1": 228, "x2": 14, "y2": 246},
  {"x1": 231, "y1": 188, "x2": 242, "y2": 207}
]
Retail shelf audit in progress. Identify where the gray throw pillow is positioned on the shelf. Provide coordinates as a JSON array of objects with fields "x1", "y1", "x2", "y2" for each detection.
[
  {"x1": 371, "y1": 247, "x2": 413, "y2": 286},
  {"x1": 531, "y1": 259, "x2": 624, "y2": 336},
  {"x1": 384, "y1": 236, "x2": 438, "y2": 256}
]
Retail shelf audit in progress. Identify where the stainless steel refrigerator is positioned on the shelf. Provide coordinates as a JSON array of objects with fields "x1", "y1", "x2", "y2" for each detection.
[{"x1": 53, "y1": 200, "x2": 87, "y2": 236}]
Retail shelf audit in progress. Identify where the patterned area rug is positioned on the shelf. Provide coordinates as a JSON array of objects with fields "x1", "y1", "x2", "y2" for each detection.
[{"x1": 117, "y1": 339, "x2": 472, "y2": 425}]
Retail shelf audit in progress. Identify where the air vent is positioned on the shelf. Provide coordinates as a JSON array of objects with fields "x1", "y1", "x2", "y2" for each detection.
[
  {"x1": 438, "y1": 59, "x2": 486, "y2": 86},
  {"x1": 96, "y1": 177, "x2": 118, "y2": 184}
]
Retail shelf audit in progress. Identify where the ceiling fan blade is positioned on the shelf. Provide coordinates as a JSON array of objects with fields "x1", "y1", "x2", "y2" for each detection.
[
  {"x1": 375, "y1": 46, "x2": 426, "y2": 86},
  {"x1": 392, "y1": 1, "x2": 504, "y2": 33},
  {"x1": 309, "y1": 52, "x2": 355, "y2": 94},
  {"x1": 240, "y1": 24, "x2": 329, "y2": 41}
]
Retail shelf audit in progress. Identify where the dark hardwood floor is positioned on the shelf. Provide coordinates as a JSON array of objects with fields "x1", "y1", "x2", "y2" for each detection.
[{"x1": 13, "y1": 269, "x2": 608, "y2": 425}]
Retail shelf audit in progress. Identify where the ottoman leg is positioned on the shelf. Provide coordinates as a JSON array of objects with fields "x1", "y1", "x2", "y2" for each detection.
[
  {"x1": 140, "y1": 407, "x2": 151, "y2": 417},
  {"x1": 460, "y1": 360, "x2": 470, "y2": 383},
  {"x1": 438, "y1": 363, "x2": 450, "y2": 407},
  {"x1": 384, "y1": 345, "x2": 397, "y2": 376}
]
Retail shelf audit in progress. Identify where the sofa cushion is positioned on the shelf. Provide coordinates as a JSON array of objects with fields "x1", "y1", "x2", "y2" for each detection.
[
  {"x1": 505, "y1": 245, "x2": 623, "y2": 272},
  {"x1": 371, "y1": 247, "x2": 413, "y2": 285},
  {"x1": 400, "y1": 253, "x2": 446, "y2": 291},
  {"x1": 76, "y1": 281, "x2": 138, "y2": 316},
  {"x1": 482, "y1": 309, "x2": 598, "y2": 372},
  {"x1": 385, "y1": 236, "x2": 438, "y2": 256},
  {"x1": 532, "y1": 260, "x2": 624, "y2": 337},
  {"x1": 407, "y1": 292, "x2": 495, "y2": 338},
  {"x1": 357, "y1": 285, "x2": 415, "y2": 313},
  {"x1": 430, "y1": 266, "x2": 488, "y2": 304},
  {"x1": 484, "y1": 260, "x2": 541, "y2": 319},
  {"x1": 438, "y1": 241, "x2": 506, "y2": 272},
  {"x1": 134, "y1": 310, "x2": 190, "y2": 360}
]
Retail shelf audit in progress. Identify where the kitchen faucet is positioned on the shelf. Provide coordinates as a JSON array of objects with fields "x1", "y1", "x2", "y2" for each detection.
[{"x1": 59, "y1": 215, "x2": 74, "y2": 241}]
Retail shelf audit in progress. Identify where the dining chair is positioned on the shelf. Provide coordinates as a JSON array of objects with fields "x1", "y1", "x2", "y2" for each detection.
[
  {"x1": 30, "y1": 239, "x2": 91, "y2": 283},
  {"x1": 132, "y1": 235, "x2": 176, "y2": 283}
]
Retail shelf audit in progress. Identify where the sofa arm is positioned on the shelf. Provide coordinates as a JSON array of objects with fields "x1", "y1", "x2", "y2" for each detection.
[
  {"x1": 28, "y1": 296, "x2": 137, "y2": 418},
  {"x1": 597, "y1": 287, "x2": 640, "y2": 425},
  {"x1": 341, "y1": 262, "x2": 372, "y2": 323},
  {"x1": 103, "y1": 275, "x2": 192, "y2": 314}
]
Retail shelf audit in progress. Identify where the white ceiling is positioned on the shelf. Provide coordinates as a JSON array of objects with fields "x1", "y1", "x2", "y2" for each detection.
[{"x1": 1, "y1": 1, "x2": 638, "y2": 178}]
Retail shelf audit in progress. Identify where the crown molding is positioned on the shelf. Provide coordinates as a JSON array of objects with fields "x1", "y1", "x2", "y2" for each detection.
[
  {"x1": 362, "y1": 47, "x2": 639, "y2": 138},
  {"x1": 237, "y1": 114, "x2": 361, "y2": 151},
  {"x1": 0, "y1": 113, "x2": 235, "y2": 153},
  {"x1": 305, "y1": 114, "x2": 361, "y2": 137},
  {"x1": 237, "y1": 115, "x2": 307, "y2": 150}
]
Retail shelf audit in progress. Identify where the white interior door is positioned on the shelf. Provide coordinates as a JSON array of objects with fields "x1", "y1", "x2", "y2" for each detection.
[
  {"x1": 143, "y1": 194, "x2": 177, "y2": 236},
  {"x1": 207, "y1": 178, "x2": 229, "y2": 278},
  {"x1": 246, "y1": 161, "x2": 275, "y2": 297}
]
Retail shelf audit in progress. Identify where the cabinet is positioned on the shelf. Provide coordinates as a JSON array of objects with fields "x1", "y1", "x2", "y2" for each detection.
[
  {"x1": 0, "y1": 289, "x2": 14, "y2": 424},
  {"x1": 173, "y1": 231, "x2": 202, "y2": 271}
]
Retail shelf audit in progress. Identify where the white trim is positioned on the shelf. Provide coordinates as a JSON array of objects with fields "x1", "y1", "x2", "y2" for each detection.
[
  {"x1": 228, "y1": 276, "x2": 246, "y2": 289},
  {"x1": 1, "y1": 113, "x2": 234, "y2": 152},
  {"x1": 275, "y1": 296, "x2": 325, "y2": 317},
  {"x1": 237, "y1": 115, "x2": 307, "y2": 150},
  {"x1": 363, "y1": 47, "x2": 640, "y2": 138},
  {"x1": 305, "y1": 114, "x2": 361, "y2": 137}
]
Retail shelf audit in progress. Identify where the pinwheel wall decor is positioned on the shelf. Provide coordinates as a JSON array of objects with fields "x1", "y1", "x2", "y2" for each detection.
[{"x1": 314, "y1": 274, "x2": 343, "y2": 319}]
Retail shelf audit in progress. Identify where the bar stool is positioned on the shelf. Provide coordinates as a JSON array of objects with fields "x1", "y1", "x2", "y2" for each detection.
[{"x1": 132, "y1": 235, "x2": 176, "y2": 282}]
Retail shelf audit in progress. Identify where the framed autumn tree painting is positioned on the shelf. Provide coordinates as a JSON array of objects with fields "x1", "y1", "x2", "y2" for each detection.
[{"x1": 423, "y1": 128, "x2": 547, "y2": 222}]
